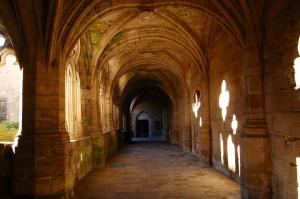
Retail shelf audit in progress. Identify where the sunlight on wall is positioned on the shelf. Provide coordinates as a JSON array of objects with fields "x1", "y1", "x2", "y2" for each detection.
[
  {"x1": 199, "y1": 117, "x2": 202, "y2": 127},
  {"x1": 0, "y1": 34, "x2": 5, "y2": 47},
  {"x1": 297, "y1": 157, "x2": 300, "y2": 199},
  {"x1": 220, "y1": 133, "x2": 224, "y2": 165},
  {"x1": 219, "y1": 80, "x2": 229, "y2": 121},
  {"x1": 231, "y1": 114, "x2": 238, "y2": 135},
  {"x1": 227, "y1": 135, "x2": 236, "y2": 172},
  {"x1": 192, "y1": 92, "x2": 201, "y2": 118},
  {"x1": 294, "y1": 36, "x2": 300, "y2": 89},
  {"x1": 65, "y1": 65, "x2": 82, "y2": 140},
  {"x1": 238, "y1": 145, "x2": 241, "y2": 177}
]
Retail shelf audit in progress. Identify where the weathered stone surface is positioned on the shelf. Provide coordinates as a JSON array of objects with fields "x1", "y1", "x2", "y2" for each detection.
[
  {"x1": 0, "y1": 1, "x2": 299, "y2": 198},
  {"x1": 0, "y1": 98, "x2": 7, "y2": 122},
  {"x1": 74, "y1": 142, "x2": 241, "y2": 199}
]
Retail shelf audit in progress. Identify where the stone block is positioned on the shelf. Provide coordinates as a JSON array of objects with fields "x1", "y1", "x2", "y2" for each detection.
[
  {"x1": 243, "y1": 172, "x2": 271, "y2": 191},
  {"x1": 0, "y1": 97, "x2": 7, "y2": 122},
  {"x1": 244, "y1": 150, "x2": 269, "y2": 173},
  {"x1": 242, "y1": 136, "x2": 269, "y2": 151},
  {"x1": 270, "y1": 135, "x2": 285, "y2": 158},
  {"x1": 35, "y1": 177, "x2": 51, "y2": 196},
  {"x1": 272, "y1": 158, "x2": 290, "y2": 182},
  {"x1": 286, "y1": 183, "x2": 298, "y2": 199},
  {"x1": 272, "y1": 175, "x2": 287, "y2": 199}
]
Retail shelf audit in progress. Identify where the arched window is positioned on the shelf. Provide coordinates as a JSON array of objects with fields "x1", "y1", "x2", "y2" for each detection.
[
  {"x1": 65, "y1": 64, "x2": 82, "y2": 140},
  {"x1": 293, "y1": 36, "x2": 300, "y2": 89},
  {"x1": 219, "y1": 80, "x2": 229, "y2": 122},
  {"x1": 0, "y1": 49, "x2": 23, "y2": 152}
]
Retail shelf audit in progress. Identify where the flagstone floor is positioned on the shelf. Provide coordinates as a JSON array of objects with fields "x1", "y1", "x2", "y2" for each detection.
[{"x1": 73, "y1": 142, "x2": 240, "y2": 199}]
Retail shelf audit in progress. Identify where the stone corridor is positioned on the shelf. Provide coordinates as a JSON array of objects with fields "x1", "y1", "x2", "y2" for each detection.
[
  {"x1": 74, "y1": 142, "x2": 240, "y2": 199},
  {"x1": 1, "y1": 1, "x2": 300, "y2": 198}
]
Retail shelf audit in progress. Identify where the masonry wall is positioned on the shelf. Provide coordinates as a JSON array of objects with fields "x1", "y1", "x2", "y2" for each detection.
[
  {"x1": 64, "y1": 131, "x2": 115, "y2": 195},
  {"x1": 264, "y1": 1, "x2": 300, "y2": 198},
  {"x1": 208, "y1": 23, "x2": 246, "y2": 180},
  {"x1": 186, "y1": 64, "x2": 201, "y2": 154},
  {"x1": 131, "y1": 94, "x2": 167, "y2": 138},
  {"x1": 0, "y1": 98, "x2": 7, "y2": 122},
  {"x1": 0, "y1": 134, "x2": 113, "y2": 197}
]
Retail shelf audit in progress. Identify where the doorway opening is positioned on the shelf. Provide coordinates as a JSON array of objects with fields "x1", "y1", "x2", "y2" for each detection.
[{"x1": 137, "y1": 119, "x2": 149, "y2": 138}]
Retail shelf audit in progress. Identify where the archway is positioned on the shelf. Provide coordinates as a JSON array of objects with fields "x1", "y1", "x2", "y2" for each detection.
[
  {"x1": 136, "y1": 112, "x2": 150, "y2": 138},
  {"x1": 0, "y1": 0, "x2": 280, "y2": 198},
  {"x1": 0, "y1": 34, "x2": 23, "y2": 148},
  {"x1": 119, "y1": 77, "x2": 173, "y2": 143}
]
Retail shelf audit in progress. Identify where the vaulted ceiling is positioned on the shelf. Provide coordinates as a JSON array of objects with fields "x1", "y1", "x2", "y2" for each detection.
[
  {"x1": 0, "y1": 0, "x2": 249, "y2": 104},
  {"x1": 70, "y1": 3, "x2": 241, "y2": 103}
]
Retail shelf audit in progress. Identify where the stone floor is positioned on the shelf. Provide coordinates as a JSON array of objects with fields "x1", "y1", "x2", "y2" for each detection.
[{"x1": 73, "y1": 142, "x2": 240, "y2": 199}]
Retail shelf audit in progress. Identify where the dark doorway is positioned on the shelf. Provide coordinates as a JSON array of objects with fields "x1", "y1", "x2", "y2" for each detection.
[{"x1": 137, "y1": 120, "x2": 149, "y2": 138}]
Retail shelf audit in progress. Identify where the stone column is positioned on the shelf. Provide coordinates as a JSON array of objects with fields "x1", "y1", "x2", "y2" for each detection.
[
  {"x1": 200, "y1": 81, "x2": 212, "y2": 165},
  {"x1": 107, "y1": 99, "x2": 118, "y2": 154},
  {"x1": 81, "y1": 88, "x2": 101, "y2": 138},
  {"x1": 240, "y1": 41, "x2": 271, "y2": 199},
  {"x1": 183, "y1": 97, "x2": 192, "y2": 152},
  {"x1": 13, "y1": 46, "x2": 72, "y2": 198},
  {"x1": 199, "y1": 127, "x2": 211, "y2": 165},
  {"x1": 81, "y1": 87, "x2": 105, "y2": 168}
]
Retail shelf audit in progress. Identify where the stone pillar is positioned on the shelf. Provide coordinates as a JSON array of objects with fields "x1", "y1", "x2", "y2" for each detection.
[
  {"x1": 81, "y1": 88, "x2": 101, "y2": 138},
  {"x1": 200, "y1": 82, "x2": 212, "y2": 165},
  {"x1": 104, "y1": 98, "x2": 118, "y2": 154},
  {"x1": 183, "y1": 98, "x2": 192, "y2": 152},
  {"x1": 81, "y1": 88, "x2": 106, "y2": 168},
  {"x1": 13, "y1": 47, "x2": 72, "y2": 198},
  {"x1": 199, "y1": 127, "x2": 211, "y2": 165},
  {"x1": 241, "y1": 125, "x2": 270, "y2": 199},
  {"x1": 240, "y1": 42, "x2": 271, "y2": 198}
]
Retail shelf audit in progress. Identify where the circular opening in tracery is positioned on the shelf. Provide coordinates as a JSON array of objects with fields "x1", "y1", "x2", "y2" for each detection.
[{"x1": 6, "y1": 54, "x2": 17, "y2": 66}]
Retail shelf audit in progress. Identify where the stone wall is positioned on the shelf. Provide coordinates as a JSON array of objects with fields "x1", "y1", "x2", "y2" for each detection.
[
  {"x1": 208, "y1": 22, "x2": 246, "y2": 181},
  {"x1": 65, "y1": 132, "x2": 115, "y2": 196},
  {"x1": 130, "y1": 94, "x2": 168, "y2": 138},
  {"x1": 264, "y1": 1, "x2": 300, "y2": 198},
  {"x1": 0, "y1": 133, "x2": 114, "y2": 197},
  {"x1": 0, "y1": 98, "x2": 7, "y2": 122}
]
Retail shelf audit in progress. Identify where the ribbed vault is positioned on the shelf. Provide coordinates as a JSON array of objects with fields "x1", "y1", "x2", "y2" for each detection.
[{"x1": 68, "y1": 1, "x2": 235, "y2": 156}]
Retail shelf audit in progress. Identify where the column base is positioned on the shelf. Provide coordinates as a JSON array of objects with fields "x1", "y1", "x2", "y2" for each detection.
[{"x1": 241, "y1": 186, "x2": 271, "y2": 199}]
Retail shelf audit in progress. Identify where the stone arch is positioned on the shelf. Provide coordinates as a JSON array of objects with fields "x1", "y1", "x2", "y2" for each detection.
[
  {"x1": 65, "y1": 63, "x2": 82, "y2": 140},
  {"x1": 0, "y1": 35, "x2": 23, "y2": 151},
  {"x1": 0, "y1": 1, "x2": 278, "y2": 198},
  {"x1": 135, "y1": 111, "x2": 151, "y2": 138}
]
